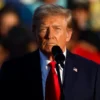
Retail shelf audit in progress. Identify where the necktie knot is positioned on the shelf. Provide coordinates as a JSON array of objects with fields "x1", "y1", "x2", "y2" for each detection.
[{"x1": 48, "y1": 61, "x2": 56, "y2": 68}]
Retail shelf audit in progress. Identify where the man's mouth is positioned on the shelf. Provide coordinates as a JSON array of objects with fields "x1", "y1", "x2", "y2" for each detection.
[{"x1": 46, "y1": 43, "x2": 56, "y2": 45}]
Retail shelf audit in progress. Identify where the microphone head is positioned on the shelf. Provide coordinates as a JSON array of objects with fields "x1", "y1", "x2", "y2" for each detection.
[{"x1": 52, "y1": 45, "x2": 65, "y2": 63}]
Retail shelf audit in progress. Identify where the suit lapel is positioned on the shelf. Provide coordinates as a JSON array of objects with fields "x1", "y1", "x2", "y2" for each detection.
[{"x1": 63, "y1": 50, "x2": 78, "y2": 99}]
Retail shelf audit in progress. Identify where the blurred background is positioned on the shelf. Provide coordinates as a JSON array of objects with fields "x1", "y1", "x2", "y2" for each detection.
[{"x1": 0, "y1": 0, "x2": 100, "y2": 69}]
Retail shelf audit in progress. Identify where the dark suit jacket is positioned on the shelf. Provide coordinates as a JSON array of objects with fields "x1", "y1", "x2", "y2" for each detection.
[{"x1": 0, "y1": 49, "x2": 100, "y2": 100}]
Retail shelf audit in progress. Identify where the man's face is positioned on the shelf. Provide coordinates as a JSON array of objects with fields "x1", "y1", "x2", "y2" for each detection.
[{"x1": 36, "y1": 15, "x2": 72, "y2": 55}]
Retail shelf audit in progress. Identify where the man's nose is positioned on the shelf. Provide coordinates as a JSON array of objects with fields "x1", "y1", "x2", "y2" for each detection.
[{"x1": 45, "y1": 28, "x2": 54, "y2": 39}]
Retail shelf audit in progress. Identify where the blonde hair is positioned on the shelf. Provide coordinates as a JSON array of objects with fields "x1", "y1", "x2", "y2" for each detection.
[{"x1": 32, "y1": 4, "x2": 72, "y2": 31}]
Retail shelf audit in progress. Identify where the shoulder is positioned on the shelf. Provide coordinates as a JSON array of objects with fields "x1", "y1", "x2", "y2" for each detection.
[
  {"x1": 1, "y1": 49, "x2": 39, "y2": 72},
  {"x1": 2, "y1": 49, "x2": 39, "y2": 66},
  {"x1": 67, "y1": 51, "x2": 100, "y2": 81},
  {"x1": 0, "y1": 49, "x2": 40, "y2": 79},
  {"x1": 67, "y1": 50, "x2": 100, "y2": 70}
]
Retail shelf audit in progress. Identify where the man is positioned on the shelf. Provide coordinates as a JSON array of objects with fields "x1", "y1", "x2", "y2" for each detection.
[{"x1": 0, "y1": 4, "x2": 100, "y2": 100}]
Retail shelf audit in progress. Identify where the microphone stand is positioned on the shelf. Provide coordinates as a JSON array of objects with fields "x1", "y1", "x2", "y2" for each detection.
[{"x1": 56, "y1": 62, "x2": 64, "y2": 100}]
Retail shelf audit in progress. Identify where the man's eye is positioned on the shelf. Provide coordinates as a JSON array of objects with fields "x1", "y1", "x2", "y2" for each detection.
[
  {"x1": 56, "y1": 28, "x2": 61, "y2": 31},
  {"x1": 55, "y1": 27, "x2": 61, "y2": 30}
]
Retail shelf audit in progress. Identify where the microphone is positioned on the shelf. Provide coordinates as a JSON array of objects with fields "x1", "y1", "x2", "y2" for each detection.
[{"x1": 52, "y1": 45, "x2": 65, "y2": 68}]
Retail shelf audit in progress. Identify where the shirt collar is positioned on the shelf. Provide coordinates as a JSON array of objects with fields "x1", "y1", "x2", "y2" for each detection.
[
  {"x1": 39, "y1": 49, "x2": 67, "y2": 72},
  {"x1": 39, "y1": 50, "x2": 51, "y2": 66},
  {"x1": 39, "y1": 49, "x2": 67, "y2": 65}
]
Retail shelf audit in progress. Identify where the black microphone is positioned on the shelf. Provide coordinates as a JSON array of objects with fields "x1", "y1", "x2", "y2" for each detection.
[{"x1": 52, "y1": 45, "x2": 65, "y2": 67}]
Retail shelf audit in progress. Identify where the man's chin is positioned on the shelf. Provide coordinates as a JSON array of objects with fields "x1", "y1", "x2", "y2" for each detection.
[
  {"x1": 45, "y1": 48, "x2": 52, "y2": 54},
  {"x1": 41, "y1": 48, "x2": 52, "y2": 54},
  {"x1": 40, "y1": 45, "x2": 55, "y2": 54}
]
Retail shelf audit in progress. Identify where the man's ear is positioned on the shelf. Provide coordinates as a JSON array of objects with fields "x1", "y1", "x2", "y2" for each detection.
[{"x1": 66, "y1": 29, "x2": 72, "y2": 42}]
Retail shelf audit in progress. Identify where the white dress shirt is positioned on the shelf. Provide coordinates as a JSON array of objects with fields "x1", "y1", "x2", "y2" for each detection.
[{"x1": 39, "y1": 50, "x2": 66, "y2": 100}]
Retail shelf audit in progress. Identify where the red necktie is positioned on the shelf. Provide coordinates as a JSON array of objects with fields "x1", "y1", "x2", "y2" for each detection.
[{"x1": 45, "y1": 61, "x2": 61, "y2": 100}]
